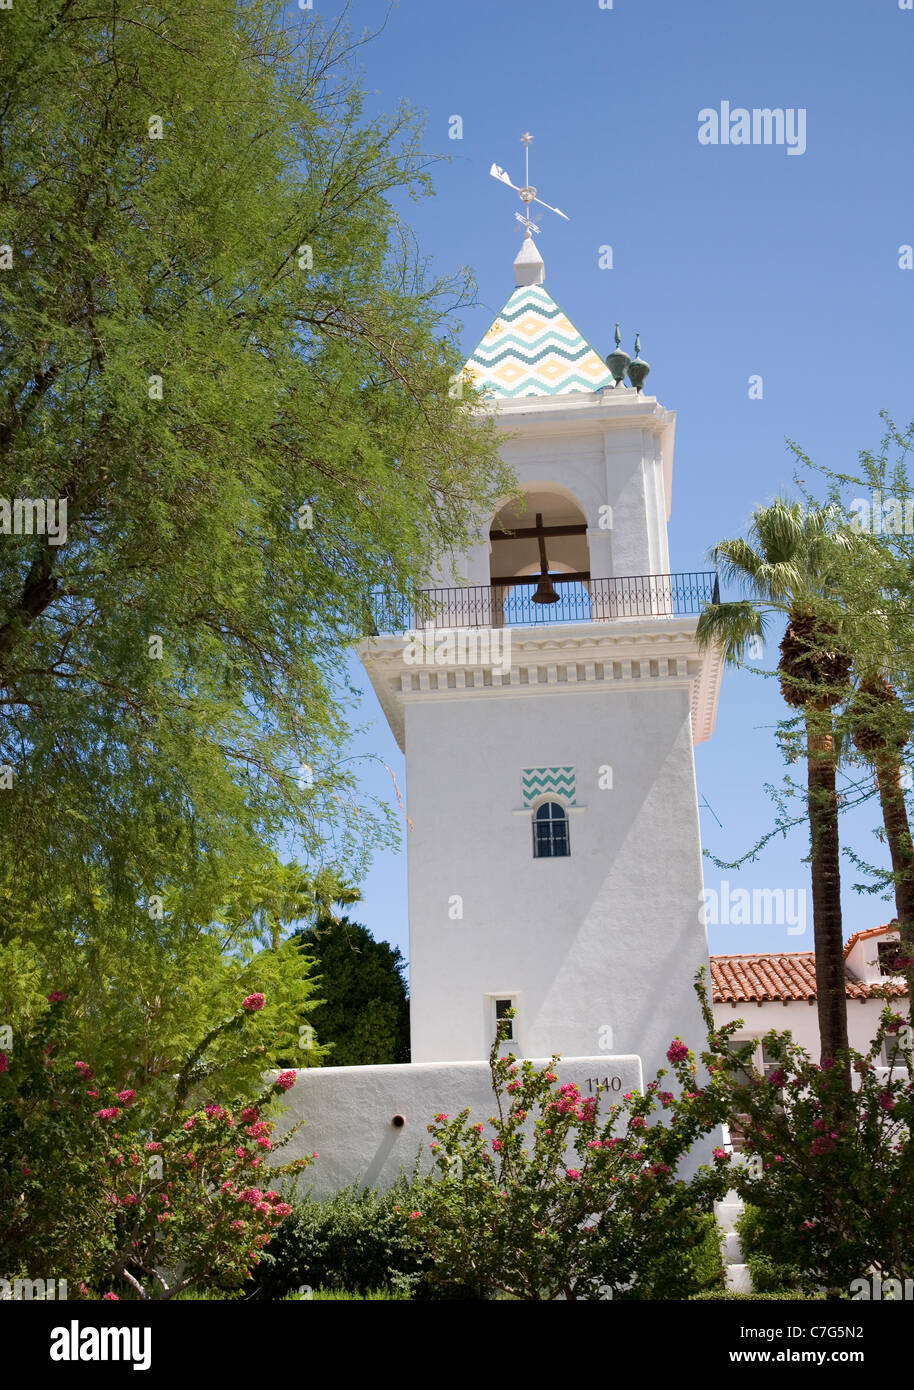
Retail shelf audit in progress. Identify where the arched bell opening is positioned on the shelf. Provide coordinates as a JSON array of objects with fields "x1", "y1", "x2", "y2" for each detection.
[{"x1": 488, "y1": 485, "x2": 591, "y2": 626}]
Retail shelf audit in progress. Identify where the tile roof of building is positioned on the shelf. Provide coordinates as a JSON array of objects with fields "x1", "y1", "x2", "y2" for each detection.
[
  {"x1": 710, "y1": 945, "x2": 908, "y2": 1004},
  {"x1": 843, "y1": 924, "x2": 899, "y2": 959}
]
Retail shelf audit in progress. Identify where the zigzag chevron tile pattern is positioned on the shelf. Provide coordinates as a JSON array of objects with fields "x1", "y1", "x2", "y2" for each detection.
[
  {"x1": 521, "y1": 766, "x2": 576, "y2": 806},
  {"x1": 463, "y1": 285, "x2": 612, "y2": 398}
]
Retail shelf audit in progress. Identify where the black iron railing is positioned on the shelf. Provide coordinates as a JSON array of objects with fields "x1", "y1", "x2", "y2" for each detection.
[{"x1": 369, "y1": 572, "x2": 719, "y2": 633}]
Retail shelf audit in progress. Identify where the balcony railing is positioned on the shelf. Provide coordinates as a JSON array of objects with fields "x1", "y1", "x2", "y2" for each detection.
[{"x1": 369, "y1": 572, "x2": 719, "y2": 633}]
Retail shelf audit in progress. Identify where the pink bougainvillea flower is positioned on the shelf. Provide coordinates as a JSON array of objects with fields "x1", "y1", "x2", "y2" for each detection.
[
  {"x1": 666, "y1": 1039, "x2": 689, "y2": 1063},
  {"x1": 144, "y1": 1141, "x2": 161, "y2": 1152},
  {"x1": 256, "y1": 1137, "x2": 272, "y2": 1150},
  {"x1": 115, "y1": 1090, "x2": 135, "y2": 1105},
  {"x1": 94, "y1": 1107, "x2": 119, "y2": 1120},
  {"x1": 86, "y1": 1089, "x2": 99, "y2": 1098},
  {"x1": 433, "y1": 1113, "x2": 449, "y2": 1122},
  {"x1": 74, "y1": 1061, "x2": 93, "y2": 1079},
  {"x1": 408, "y1": 1211, "x2": 421, "y2": 1219},
  {"x1": 565, "y1": 1168, "x2": 580, "y2": 1181},
  {"x1": 766, "y1": 1070, "x2": 786, "y2": 1088},
  {"x1": 0, "y1": 1053, "x2": 7, "y2": 1074},
  {"x1": 240, "y1": 1106, "x2": 259, "y2": 1123},
  {"x1": 47, "y1": 991, "x2": 67, "y2": 1003},
  {"x1": 101, "y1": 1292, "x2": 119, "y2": 1300},
  {"x1": 121, "y1": 1193, "x2": 138, "y2": 1206},
  {"x1": 274, "y1": 1070, "x2": 296, "y2": 1092},
  {"x1": 712, "y1": 1147, "x2": 729, "y2": 1160},
  {"x1": 629, "y1": 1116, "x2": 646, "y2": 1129},
  {"x1": 242, "y1": 993, "x2": 265, "y2": 1012},
  {"x1": 491, "y1": 1139, "x2": 503, "y2": 1152},
  {"x1": 879, "y1": 1091, "x2": 896, "y2": 1111}
]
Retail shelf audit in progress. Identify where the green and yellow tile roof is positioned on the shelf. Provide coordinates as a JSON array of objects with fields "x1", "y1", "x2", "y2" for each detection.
[{"x1": 463, "y1": 284, "x2": 612, "y2": 399}]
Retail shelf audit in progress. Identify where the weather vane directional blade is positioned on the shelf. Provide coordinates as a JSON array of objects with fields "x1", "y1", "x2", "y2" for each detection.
[{"x1": 489, "y1": 133, "x2": 571, "y2": 234}]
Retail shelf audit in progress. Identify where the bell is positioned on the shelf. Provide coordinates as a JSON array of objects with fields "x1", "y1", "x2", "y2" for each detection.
[{"x1": 531, "y1": 573, "x2": 560, "y2": 605}]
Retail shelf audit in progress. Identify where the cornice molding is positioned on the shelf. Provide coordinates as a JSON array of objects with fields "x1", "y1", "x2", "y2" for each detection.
[{"x1": 358, "y1": 618, "x2": 723, "y2": 750}]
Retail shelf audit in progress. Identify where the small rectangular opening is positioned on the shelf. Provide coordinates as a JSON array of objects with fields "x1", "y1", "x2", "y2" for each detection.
[{"x1": 495, "y1": 997, "x2": 514, "y2": 1041}]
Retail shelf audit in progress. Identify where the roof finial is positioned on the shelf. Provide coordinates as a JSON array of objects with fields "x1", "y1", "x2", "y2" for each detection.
[
  {"x1": 605, "y1": 322, "x2": 631, "y2": 386},
  {"x1": 490, "y1": 133, "x2": 570, "y2": 285},
  {"x1": 627, "y1": 333, "x2": 651, "y2": 393}
]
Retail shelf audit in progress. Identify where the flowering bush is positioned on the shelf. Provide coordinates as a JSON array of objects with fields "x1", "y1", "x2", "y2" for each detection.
[
  {"x1": 696, "y1": 981, "x2": 914, "y2": 1292},
  {"x1": 0, "y1": 992, "x2": 310, "y2": 1298},
  {"x1": 400, "y1": 1014, "x2": 727, "y2": 1300}
]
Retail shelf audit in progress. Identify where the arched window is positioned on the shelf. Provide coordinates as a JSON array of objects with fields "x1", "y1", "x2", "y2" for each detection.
[{"x1": 533, "y1": 801, "x2": 570, "y2": 858}]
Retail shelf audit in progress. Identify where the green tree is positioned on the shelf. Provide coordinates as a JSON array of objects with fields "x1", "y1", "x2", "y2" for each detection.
[
  {"x1": 697, "y1": 500, "x2": 856, "y2": 1077},
  {"x1": 0, "y1": 0, "x2": 512, "y2": 953},
  {"x1": 793, "y1": 418, "x2": 914, "y2": 1011},
  {"x1": 292, "y1": 917, "x2": 409, "y2": 1066}
]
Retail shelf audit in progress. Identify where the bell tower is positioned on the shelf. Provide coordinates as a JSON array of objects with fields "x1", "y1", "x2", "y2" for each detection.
[{"x1": 359, "y1": 148, "x2": 723, "y2": 1087}]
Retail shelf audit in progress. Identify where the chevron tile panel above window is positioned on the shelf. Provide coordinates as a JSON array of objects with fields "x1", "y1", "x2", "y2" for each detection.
[{"x1": 521, "y1": 766, "x2": 576, "y2": 807}]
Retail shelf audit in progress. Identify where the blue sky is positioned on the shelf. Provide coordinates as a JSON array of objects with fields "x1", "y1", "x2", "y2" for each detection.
[{"x1": 301, "y1": 0, "x2": 914, "y2": 968}]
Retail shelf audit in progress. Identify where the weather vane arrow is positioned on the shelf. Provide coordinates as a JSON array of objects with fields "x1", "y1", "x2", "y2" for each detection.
[{"x1": 489, "y1": 132, "x2": 570, "y2": 236}]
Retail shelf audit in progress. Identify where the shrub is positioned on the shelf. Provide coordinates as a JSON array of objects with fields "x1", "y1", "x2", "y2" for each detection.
[
  {"x1": 254, "y1": 1174, "x2": 488, "y2": 1300},
  {"x1": 254, "y1": 1176, "x2": 423, "y2": 1298},
  {"x1": 735, "y1": 1204, "x2": 808, "y2": 1294},
  {"x1": 0, "y1": 991, "x2": 311, "y2": 1298},
  {"x1": 399, "y1": 1014, "x2": 729, "y2": 1301},
  {"x1": 698, "y1": 982, "x2": 914, "y2": 1294}
]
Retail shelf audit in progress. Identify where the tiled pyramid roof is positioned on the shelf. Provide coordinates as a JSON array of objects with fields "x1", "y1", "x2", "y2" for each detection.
[
  {"x1": 463, "y1": 284, "x2": 612, "y2": 399},
  {"x1": 710, "y1": 951, "x2": 907, "y2": 1004}
]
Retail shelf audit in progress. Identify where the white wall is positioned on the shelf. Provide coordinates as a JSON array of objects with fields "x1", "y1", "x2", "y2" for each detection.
[
  {"x1": 459, "y1": 395, "x2": 674, "y2": 588},
  {"x1": 406, "y1": 680, "x2": 712, "y2": 1097},
  {"x1": 712, "y1": 996, "x2": 908, "y2": 1064},
  {"x1": 271, "y1": 1055, "x2": 643, "y2": 1200}
]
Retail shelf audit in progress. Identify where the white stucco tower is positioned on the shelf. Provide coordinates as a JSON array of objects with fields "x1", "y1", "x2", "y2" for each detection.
[{"x1": 359, "y1": 227, "x2": 723, "y2": 1090}]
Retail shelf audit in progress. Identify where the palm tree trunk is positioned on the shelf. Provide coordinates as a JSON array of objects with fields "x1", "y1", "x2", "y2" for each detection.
[
  {"x1": 806, "y1": 715, "x2": 850, "y2": 1082},
  {"x1": 873, "y1": 752, "x2": 914, "y2": 1016}
]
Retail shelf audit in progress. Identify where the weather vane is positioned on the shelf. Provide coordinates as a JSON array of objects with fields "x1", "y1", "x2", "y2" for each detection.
[{"x1": 489, "y1": 132, "x2": 570, "y2": 237}]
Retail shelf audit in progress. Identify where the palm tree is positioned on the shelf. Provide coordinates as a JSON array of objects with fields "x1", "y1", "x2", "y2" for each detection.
[
  {"x1": 697, "y1": 500, "x2": 855, "y2": 1080},
  {"x1": 849, "y1": 673, "x2": 914, "y2": 1006}
]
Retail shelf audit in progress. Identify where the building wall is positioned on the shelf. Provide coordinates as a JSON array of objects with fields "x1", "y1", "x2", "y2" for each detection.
[
  {"x1": 456, "y1": 405, "x2": 672, "y2": 589},
  {"x1": 271, "y1": 1055, "x2": 643, "y2": 1200},
  {"x1": 405, "y1": 680, "x2": 711, "y2": 1091},
  {"x1": 712, "y1": 996, "x2": 903, "y2": 1061}
]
